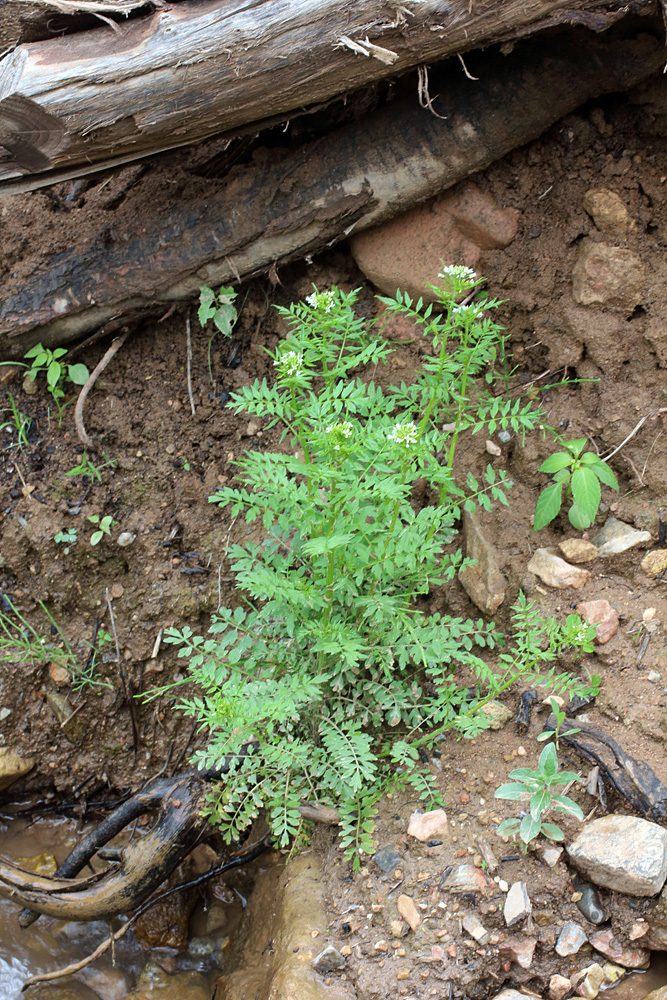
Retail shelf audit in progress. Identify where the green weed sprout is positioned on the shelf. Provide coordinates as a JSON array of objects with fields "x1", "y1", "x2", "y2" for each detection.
[
  {"x1": 495, "y1": 742, "x2": 583, "y2": 844},
  {"x1": 534, "y1": 438, "x2": 618, "y2": 531},
  {"x1": 54, "y1": 528, "x2": 78, "y2": 554},
  {"x1": 1, "y1": 395, "x2": 32, "y2": 452},
  {"x1": 198, "y1": 285, "x2": 238, "y2": 380},
  {"x1": 66, "y1": 452, "x2": 115, "y2": 482},
  {"x1": 23, "y1": 343, "x2": 89, "y2": 421},
  {"x1": 537, "y1": 696, "x2": 581, "y2": 750},
  {"x1": 156, "y1": 276, "x2": 595, "y2": 864},
  {"x1": 87, "y1": 515, "x2": 116, "y2": 546}
]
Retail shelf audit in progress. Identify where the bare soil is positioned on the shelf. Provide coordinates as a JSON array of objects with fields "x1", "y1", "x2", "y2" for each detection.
[{"x1": 1, "y1": 69, "x2": 667, "y2": 999}]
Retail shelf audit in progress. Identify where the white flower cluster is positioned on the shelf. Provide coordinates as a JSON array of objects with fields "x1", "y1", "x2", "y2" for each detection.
[
  {"x1": 572, "y1": 626, "x2": 589, "y2": 644},
  {"x1": 438, "y1": 264, "x2": 477, "y2": 283},
  {"x1": 273, "y1": 350, "x2": 304, "y2": 378},
  {"x1": 389, "y1": 421, "x2": 418, "y2": 448},
  {"x1": 325, "y1": 420, "x2": 354, "y2": 450},
  {"x1": 305, "y1": 289, "x2": 336, "y2": 313},
  {"x1": 450, "y1": 301, "x2": 485, "y2": 323}
]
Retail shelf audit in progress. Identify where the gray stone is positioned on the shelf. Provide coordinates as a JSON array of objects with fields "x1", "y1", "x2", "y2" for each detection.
[
  {"x1": 567, "y1": 815, "x2": 667, "y2": 896},
  {"x1": 312, "y1": 946, "x2": 346, "y2": 973},
  {"x1": 458, "y1": 509, "x2": 508, "y2": 615},
  {"x1": 372, "y1": 846, "x2": 404, "y2": 873},
  {"x1": 542, "y1": 847, "x2": 563, "y2": 868},
  {"x1": 572, "y1": 241, "x2": 645, "y2": 311},
  {"x1": 504, "y1": 881, "x2": 531, "y2": 926},
  {"x1": 527, "y1": 548, "x2": 590, "y2": 589},
  {"x1": 556, "y1": 921, "x2": 588, "y2": 956},
  {"x1": 591, "y1": 517, "x2": 651, "y2": 557},
  {"x1": 575, "y1": 883, "x2": 607, "y2": 925}
]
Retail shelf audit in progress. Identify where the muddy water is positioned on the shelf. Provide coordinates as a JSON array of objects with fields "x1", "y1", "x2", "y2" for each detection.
[{"x1": 608, "y1": 957, "x2": 667, "y2": 1000}]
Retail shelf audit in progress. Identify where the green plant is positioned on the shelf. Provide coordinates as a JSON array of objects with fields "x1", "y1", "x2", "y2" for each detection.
[
  {"x1": 87, "y1": 514, "x2": 116, "y2": 545},
  {"x1": 537, "y1": 695, "x2": 581, "y2": 750},
  {"x1": 534, "y1": 438, "x2": 619, "y2": 531},
  {"x1": 198, "y1": 285, "x2": 239, "y2": 380},
  {"x1": 1, "y1": 395, "x2": 32, "y2": 452},
  {"x1": 494, "y1": 741, "x2": 583, "y2": 843},
  {"x1": 181, "y1": 457, "x2": 191, "y2": 472},
  {"x1": 23, "y1": 343, "x2": 89, "y2": 421},
  {"x1": 54, "y1": 528, "x2": 78, "y2": 554},
  {"x1": 157, "y1": 274, "x2": 595, "y2": 863},
  {"x1": 66, "y1": 452, "x2": 115, "y2": 482}
]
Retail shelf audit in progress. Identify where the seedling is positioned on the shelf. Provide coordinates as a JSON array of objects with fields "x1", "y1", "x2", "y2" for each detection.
[
  {"x1": 23, "y1": 343, "x2": 89, "y2": 421},
  {"x1": 495, "y1": 742, "x2": 583, "y2": 843},
  {"x1": 66, "y1": 452, "x2": 116, "y2": 482},
  {"x1": 198, "y1": 284, "x2": 238, "y2": 380},
  {"x1": 537, "y1": 696, "x2": 581, "y2": 750},
  {"x1": 54, "y1": 528, "x2": 78, "y2": 554},
  {"x1": 1, "y1": 395, "x2": 32, "y2": 452},
  {"x1": 534, "y1": 438, "x2": 618, "y2": 531},
  {"x1": 87, "y1": 515, "x2": 116, "y2": 546}
]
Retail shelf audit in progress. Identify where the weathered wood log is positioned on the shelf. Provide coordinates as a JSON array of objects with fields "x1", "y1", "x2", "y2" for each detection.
[
  {"x1": 0, "y1": 0, "x2": 659, "y2": 189},
  {"x1": 1, "y1": 22, "x2": 662, "y2": 355}
]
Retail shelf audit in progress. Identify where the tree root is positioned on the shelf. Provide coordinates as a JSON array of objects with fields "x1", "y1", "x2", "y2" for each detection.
[{"x1": 74, "y1": 329, "x2": 129, "y2": 450}]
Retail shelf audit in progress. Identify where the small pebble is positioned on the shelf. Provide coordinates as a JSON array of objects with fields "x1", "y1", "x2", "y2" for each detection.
[{"x1": 498, "y1": 430, "x2": 511, "y2": 443}]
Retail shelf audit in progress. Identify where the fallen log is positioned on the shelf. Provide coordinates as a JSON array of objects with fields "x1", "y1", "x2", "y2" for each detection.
[
  {"x1": 1, "y1": 21, "x2": 662, "y2": 355},
  {"x1": 0, "y1": 0, "x2": 659, "y2": 189}
]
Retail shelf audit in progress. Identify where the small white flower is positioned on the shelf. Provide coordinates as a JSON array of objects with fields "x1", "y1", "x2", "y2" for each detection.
[
  {"x1": 325, "y1": 420, "x2": 354, "y2": 450},
  {"x1": 389, "y1": 421, "x2": 418, "y2": 448},
  {"x1": 450, "y1": 301, "x2": 485, "y2": 323},
  {"x1": 305, "y1": 290, "x2": 336, "y2": 312},
  {"x1": 273, "y1": 350, "x2": 304, "y2": 378},
  {"x1": 438, "y1": 264, "x2": 477, "y2": 283}
]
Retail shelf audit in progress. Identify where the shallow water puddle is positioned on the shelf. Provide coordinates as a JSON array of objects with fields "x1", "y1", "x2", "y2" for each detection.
[{"x1": 605, "y1": 955, "x2": 667, "y2": 1000}]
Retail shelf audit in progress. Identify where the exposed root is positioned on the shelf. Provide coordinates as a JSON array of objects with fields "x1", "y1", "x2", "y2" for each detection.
[{"x1": 74, "y1": 330, "x2": 129, "y2": 450}]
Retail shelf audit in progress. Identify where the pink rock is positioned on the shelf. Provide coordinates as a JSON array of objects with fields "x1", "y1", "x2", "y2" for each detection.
[
  {"x1": 576, "y1": 599, "x2": 619, "y2": 645},
  {"x1": 407, "y1": 808, "x2": 449, "y2": 843},
  {"x1": 572, "y1": 241, "x2": 644, "y2": 311},
  {"x1": 589, "y1": 929, "x2": 650, "y2": 969},
  {"x1": 550, "y1": 975, "x2": 573, "y2": 1000},
  {"x1": 499, "y1": 935, "x2": 537, "y2": 969}
]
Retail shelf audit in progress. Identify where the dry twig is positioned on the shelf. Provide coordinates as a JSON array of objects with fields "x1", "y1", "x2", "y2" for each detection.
[{"x1": 186, "y1": 316, "x2": 196, "y2": 416}]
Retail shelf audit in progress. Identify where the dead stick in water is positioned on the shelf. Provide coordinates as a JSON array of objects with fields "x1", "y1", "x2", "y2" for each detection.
[
  {"x1": 21, "y1": 834, "x2": 272, "y2": 991},
  {"x1": 74, "y1": 330, "x2": 129, "y2": 449}
]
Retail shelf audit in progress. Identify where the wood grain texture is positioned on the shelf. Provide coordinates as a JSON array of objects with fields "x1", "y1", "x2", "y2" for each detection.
[
  {"x1": 0, "y1": 0, "x2": 657, "y2": 184},
  {"x1": 1, "y1": 23, "x2": 662, "y2": 351}
]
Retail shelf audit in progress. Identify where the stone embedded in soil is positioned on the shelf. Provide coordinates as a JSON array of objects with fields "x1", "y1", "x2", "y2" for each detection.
[
  {"x1": 527, "y1": 548, "x2": 590, "y2": 589},
  {"x1": 493, "y1": 990, "x2": 540, "y2": 1000},
  {"x1": 567, "y1": 815, "x2": 667, "y2": 896},
  {"x1": 558, "y1": 538, "x2": 599, "y2": 564},
  {"x1": 576, "y1": 599, "x2": 619, "y2": 645},
  {"x1": 541, "y1": 846, "x2": 563, "y2": 868},
  {"x1": 556, "y1": 921, "x2": 588, "y2": 956},
  {"x1": 372, "y1": 846, "x2": 405, "y2": 873},
  {"x1": 504, "y1": 881, "x2": 531, "y2": 927},
  {"x1": 499, "y1": 934, "x2": 537, "y2": 969},
  {"x1": 125, "y1": 962, "x2": 209, "y2": 1000},
  {"x1": 572, "y1": 241, "x2": 645, "y2": 311},
  {"x1": 349, "y1": 180, "x2": 519, "y2": 300},
  {"x1": 572, "y1": 962, "x2": 607, "y2": 999},
  {"x1": 583, "y1": 189, "x2": 636, "y2": 236},
  {"x1": 462, "y1": 912, "x2": 490, "y2": 944},
  {"x1": 588, "y1": 928, "x2": 650, "y2": 969},
  {"x1": 0, "y1": 747, "x2": 34, "y2": 791},
  {"x1": 643, "y1": 989, "x2": 667, "y2": 1000},
  {"x1": 440, "y1": 863, "x2": 488, "y2": 895},
  {"x1": 390, "y1": 919, "x2": 405, "y2": 937},
  {"x1": 458, "y1": 509, "x2": 508, "y2": 615},
  {"x1": 641, "y1": 550, "x2": 667, "y2": 577},
  {"x1": 134, "y1": 861, "x2": 197, "y2": 950},
  {"x1": 478, "y1": 700, "x2": 513, "y2": 731},
  {"x1": 590, "y1": 517, "x2": 651, "y2": 557},
  {"x1": 312, "y1": 945, "x2": 346, "y2": 973},
  {"x1": 397, "y1": 893, "x2": 421, "y2": 931},
  {"x1": 407, "y1": 808, "x2": 449, "y2": 843},
  {"x1": 550, "y1": 974, "x2": 574, "y2": 1000},
  {"x1": 575, "y1": 883, "x2": 607, "y2": 925}
]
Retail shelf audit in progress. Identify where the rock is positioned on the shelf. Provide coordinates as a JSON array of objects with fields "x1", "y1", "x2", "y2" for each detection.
[
  {"x1": 312, "y1": 946, "x2": 346, "y2": 973},
  {"x1": 0, "y1": 747, "x2": 34, "y2": 791},
  {"x1": 588, "y1": 929, "x2": 650, "y2": 969},
  {"x1": 397, "y1": 894, "x2": 421, "y2": 932},
  {"x1": 591, "y1": 517, "x2": 651, "y2": 557},
  {"x1": 28, "y1": 985, "x2": 103, "y2": 1000},
  {"x1": 45, "y1": 690, "x2": 85, "y2": 744},
  {"x1": 649, "y1": 670, "x2": 662, "y2": 683},
  {"x1": 15, "y1": 853, "x2": 57, "y2": 876},
  {"x1": 550, "y1": 975, "x2": 573, "y2": 1000},
  {"x1": 499, "y1": 935, "x2": 537, "y2": 969},
  {"x1": 349, "y1": 181, "x2": 519, "y2": 300},
  {"x1": 390, "y1": 919, "x2": 405, "y2": 938},
  {"x1": 641, "y1": 550, "x2": 667, "y2": 577},
  {"x1": 559, "y1": 538, "x2": 598, "y2": 564},
  {"x1": 439, "y1": 864, "x2": 488, "y2": 895},
  {"x1": 372, "y1": 846, "x2": 405, "y2": 873},
  {"x1": 493, "y1": 991, "x2": 540, "y2": 1000},
  {"x1": 602, "y1": 962, "x2": 625, "y2": 984},
  {"x1": 643, "y1": 989, "x2": 667, "y2": 1000},
  {"x1": 567, "y1": 815, "x2": 667, "y2": 895},
  {"x1": 575, "y1": 883, "x2": 607, "y2": 925},
  {"x1": 478, "y1": 700, "x2": 513, "y2": 731},
  {"x1": 486, "y1": 439, "x2": 502, "y2": 456},
  {"x1": 126, "y1": 963, "x2": 209, "y2": 1000},
  {"x1": 504, "y1": 882, "x2": 531, "y2": 927},
  {"x1": 117, "y1": 531, "x2": 136, "y2": 547},
  {"x1": 556, "y1": 921, "x2": 588, "y2": 956},
  {"x1": 407, "y1": 808, "x2": 449, "y2": 843},
  {"x1": 133, "y1": 861, "x2": 197, "y2": 950},
  {"x1": 572, "y1": 963, "x2": 606, "y2": 999},
  {"x1": 462, "y1": 913, "x2": 490, "y2": 944},
  {"x1": 572, "y1": 241, "x2": 645, "y2": 311},
  {"x1": 542, "y1": 847, "x2": 563, "y2": 868},
  {"x1": 583, "y1": 189, "x2": 636, "y2": 236},
  {"x1": 458, "y1": 509, "x2": 508, "y2": 615},
  {"x1": 628, "y1": 920, "x2": 648, "y2": 941},
  {"x1": 527, "y1": 548, "x2": 590, "y2": 589},
  {"x1": 576, "y1": 599, "x2": 619, "y2": 644}
]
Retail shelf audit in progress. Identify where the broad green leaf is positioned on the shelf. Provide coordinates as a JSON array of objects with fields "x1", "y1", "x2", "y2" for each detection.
[
  {"x1": 551, "y1": 794, "x2": 584, "y2": 819},
  {"x1": 508, "y1": 767, "x2": 540, "y2": 782},
  {"x1": 496, "y1": 818, "x2": 521, "y2": 836},
  {"x1": 68, "y1": 363, "x2": 90, "y2": 385},
  {"x1": 571, "y1": 467, "x2": 601, "y2": 523},
  {"x1": 47, "y1": 359, "x2": 62, "y2": 388},
  {"x1": 494, "y1": 782, "x2": 531, "y2": 801},
  {"x1": 564, "y1": 438, "x2": 587, "y2": 458},
  {"x1": 579, "y1": 452, "x2": 600, "y2": 465},
  {"x1": 24, "y1": 344, "x2": 44, "y2": 359},
  {"x1": 568, "y1": 502, "x2": 591, "y2": 530},
  {"x1": 590, "y1": 461, "x2": 619, "y2": 491},
  {"x1": 530, "y1": 787, "x2": 550, "y2": 820},
  {"x1": 538, "y1": 452, "x2": 572, "y2": 474},
  {"x1": 538, "y1": 742, "x2": 558, "y2": 779},
  {"x1": 541, "y1": 822, "x2": 565, "y2": 841},
  {"x1": 533, "y1": 482, "x2": 563, "y2": 531},
  {"x1": 519, "y1": 812, "x2": 541, "y2": 843}
]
